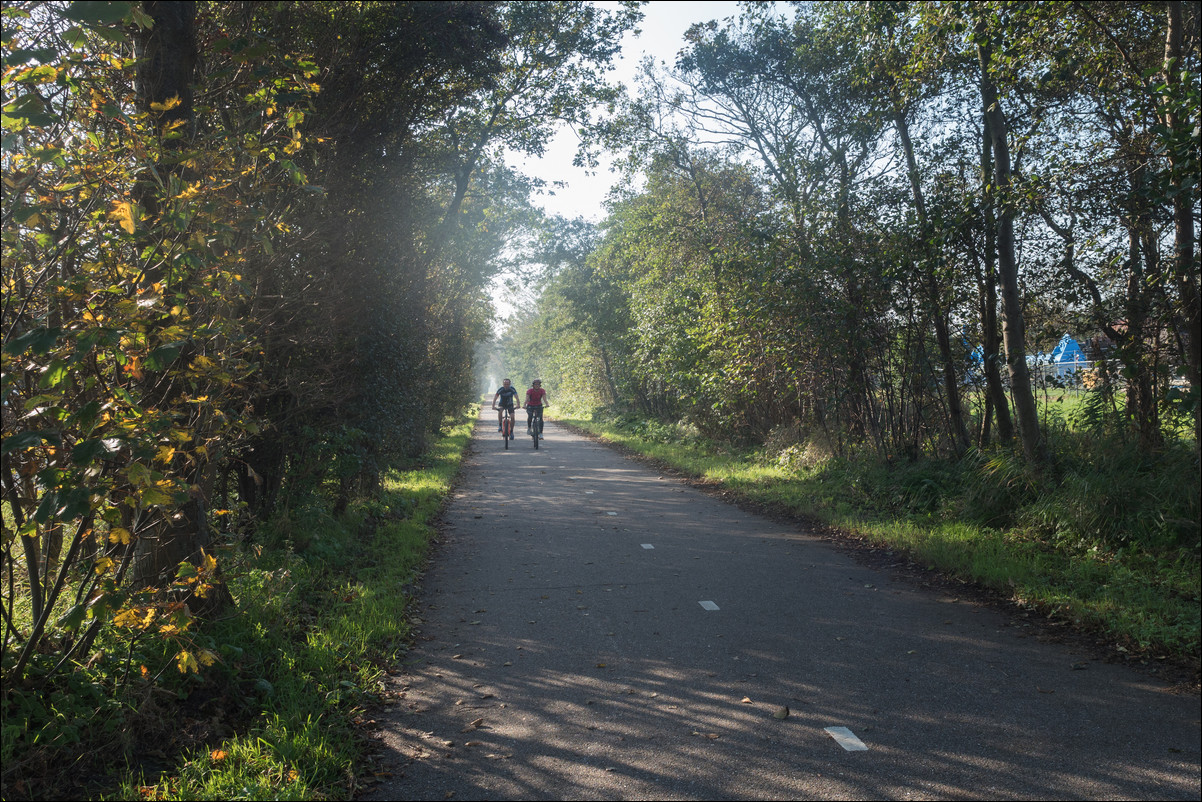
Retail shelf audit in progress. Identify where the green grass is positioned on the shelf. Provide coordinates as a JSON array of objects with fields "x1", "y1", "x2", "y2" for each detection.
[
  {"x1": 557, "y1": 409, "x2": 1201, "y2": 664},
  {"x1": 1, "y1": 410, "x2": 475, "y2": 801},
  {"x1": 119, "y1": 412, "x2": 477, "y2": 800}
]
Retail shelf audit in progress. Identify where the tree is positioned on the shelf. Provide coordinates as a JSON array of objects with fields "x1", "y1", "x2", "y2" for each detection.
[{"x1": 2, "y1": 0, "x2": 317, "y2": 681}]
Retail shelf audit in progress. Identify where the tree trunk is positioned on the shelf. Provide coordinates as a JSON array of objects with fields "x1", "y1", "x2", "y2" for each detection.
[
  {"x1": 978, "y1": 109, "x2": 1013, "y2": 446},
  {"x1": 1162, "y1": 0, "x2": 1201, "y2": 450},
  {"x1": 128, "y1": 2, "x2": 232, "y2": 613},
  {"x1": 895, "y1": 112, "x2": 970, "y2": 456},
  {"x1": 977, "y1": 25, "x2": 1045, "y2": 468}
]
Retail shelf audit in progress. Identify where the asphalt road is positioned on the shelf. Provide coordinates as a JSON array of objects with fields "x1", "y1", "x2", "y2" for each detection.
[{"x1": 360, "y1": 408, "x2": 1201, "y2": 801}]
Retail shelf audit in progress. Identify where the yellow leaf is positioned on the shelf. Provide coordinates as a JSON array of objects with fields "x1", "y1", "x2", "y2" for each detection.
[
  {"x1": 113, "y1": 608, "x2": 141, "y2": 628},
  {"x1": 210, "y1": 749, "x2": 227, "y2": 761},
  {"x1": 94, "y1": 556, "x2": 114, "y2": 575},
  {"x1": 108, "y1": 527, "x2": 132, "y2": 545},
  {"x1": 149, "y1": 96, "x2": 182, "y2": 112},
  {"x1": 199, "y1": 649, "x2": 218, "y2": 666},
  {"x1": 139, "y1": 488, "x2": 173, "y2": 507},
  {"x1": 109, "y1": 201, "x2": 138, "y2": 234},
  {"x1": 155, "y1": 446, "x2": 176, "y2": 465},
  {"x1": 176, "y1": 650, "x2": 200, "y2": 674}
]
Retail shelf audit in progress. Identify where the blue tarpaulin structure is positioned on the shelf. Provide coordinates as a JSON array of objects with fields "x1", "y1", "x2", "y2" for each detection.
[
  {"x1": 1051, "y1": 334, "x2": 1085, "y2": 364},
  {"x1": 1050, "y1": 334, "x2": 1087, "y2": 375},
  {"x1": 1026, "y1": 334, "x2": 1090, "y2": 378}
]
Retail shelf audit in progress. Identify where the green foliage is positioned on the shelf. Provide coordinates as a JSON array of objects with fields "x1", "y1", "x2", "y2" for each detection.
[
  {"x1": 3, "y1": 412, "x2": 474, "y2": 800},
  {"x1": 2, "y1": 0, "x2": 319, "y2": 687}
]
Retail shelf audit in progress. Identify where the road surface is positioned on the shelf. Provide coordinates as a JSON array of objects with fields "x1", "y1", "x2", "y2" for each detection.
[{"x1": 360, "y1": 408, "x2": 1200, "y2": 800}]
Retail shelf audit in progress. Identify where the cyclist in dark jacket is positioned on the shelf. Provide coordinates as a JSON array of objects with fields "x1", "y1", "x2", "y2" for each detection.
[{"x1": 491, "y1": 378, "x2": 519, "y2": 432}]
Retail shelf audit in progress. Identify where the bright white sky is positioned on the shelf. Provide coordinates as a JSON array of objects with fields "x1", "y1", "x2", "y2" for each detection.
[
  {"x1": 492, "y1": 1, "x2": 747, "y2": 331},
  {"x1": 517, "y1": 0, "x2": 746, "y2": 223}
]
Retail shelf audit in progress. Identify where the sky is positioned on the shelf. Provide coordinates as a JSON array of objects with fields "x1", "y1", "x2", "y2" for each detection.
[
  {"x1": 516, "y1": 1, "x2": 745, "y2": 224},
  {"x1": 491, "y1": 1, "x2": 747, "y2": 332}
]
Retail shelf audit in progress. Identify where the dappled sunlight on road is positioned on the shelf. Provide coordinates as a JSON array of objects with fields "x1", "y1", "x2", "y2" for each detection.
[{"x1": 360, "y1": 410, "x2": 1200, "y2": 801}]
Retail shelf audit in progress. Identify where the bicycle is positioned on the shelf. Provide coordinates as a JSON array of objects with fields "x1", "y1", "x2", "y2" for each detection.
[
  {"x1": 526, "y1": 405, "x2": 544, "y2": 449},
  {"x1": 499, "y1": 405, "x2": 515, "y2": 449}
]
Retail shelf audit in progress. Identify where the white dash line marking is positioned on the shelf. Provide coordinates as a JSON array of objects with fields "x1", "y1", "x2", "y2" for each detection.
[
  {"x1": 699, "y1": 600, "x2": 720, "y2": 611},
  {"x1": 606, "y1": 511, "x2": 618, "y2": 516},
  {"x1": 641, "y1": 544, "x2": 655, "y2": 549},
  {"x1": 824, "y1": 726, "x2": 868, "y2": 751}
]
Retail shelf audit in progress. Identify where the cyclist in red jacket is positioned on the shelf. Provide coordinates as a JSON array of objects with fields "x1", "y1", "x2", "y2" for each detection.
[{"x1": 524, "y1": 379, "x2": 549, "y2": 439}]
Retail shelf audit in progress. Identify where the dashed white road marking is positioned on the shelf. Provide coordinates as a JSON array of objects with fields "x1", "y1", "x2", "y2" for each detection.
[
  {"x1": 824, "y1": 726, "x2": 868, "y2": 751},
  {"x1": 699, "y1": 600, "x2": 720, "y2": 611},
  {"x1": 641, "y1": 544, "x2": 655, "y2": 549}
]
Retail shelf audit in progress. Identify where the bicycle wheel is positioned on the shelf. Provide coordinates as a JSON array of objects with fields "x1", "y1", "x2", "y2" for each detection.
[{"x1": 532, "y1": 417, "x2": 539, "y2": 449}]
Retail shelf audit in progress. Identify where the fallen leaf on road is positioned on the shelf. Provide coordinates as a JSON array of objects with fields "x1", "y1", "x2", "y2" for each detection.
[
  {"x1": 741, "y1": 697, "x2": 753, "y2": 704},
  {"x1": 774, "y1": 706, "x2": 790, "y2": 720}
]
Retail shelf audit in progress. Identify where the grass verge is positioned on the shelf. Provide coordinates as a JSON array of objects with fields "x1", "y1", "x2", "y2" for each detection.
[
  {"x1": 555, "y1": 411, "x2": 1200, "y2": 676},
  {"x1": 106, "y1": 412, "x2": 476, "y2": 800}
]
